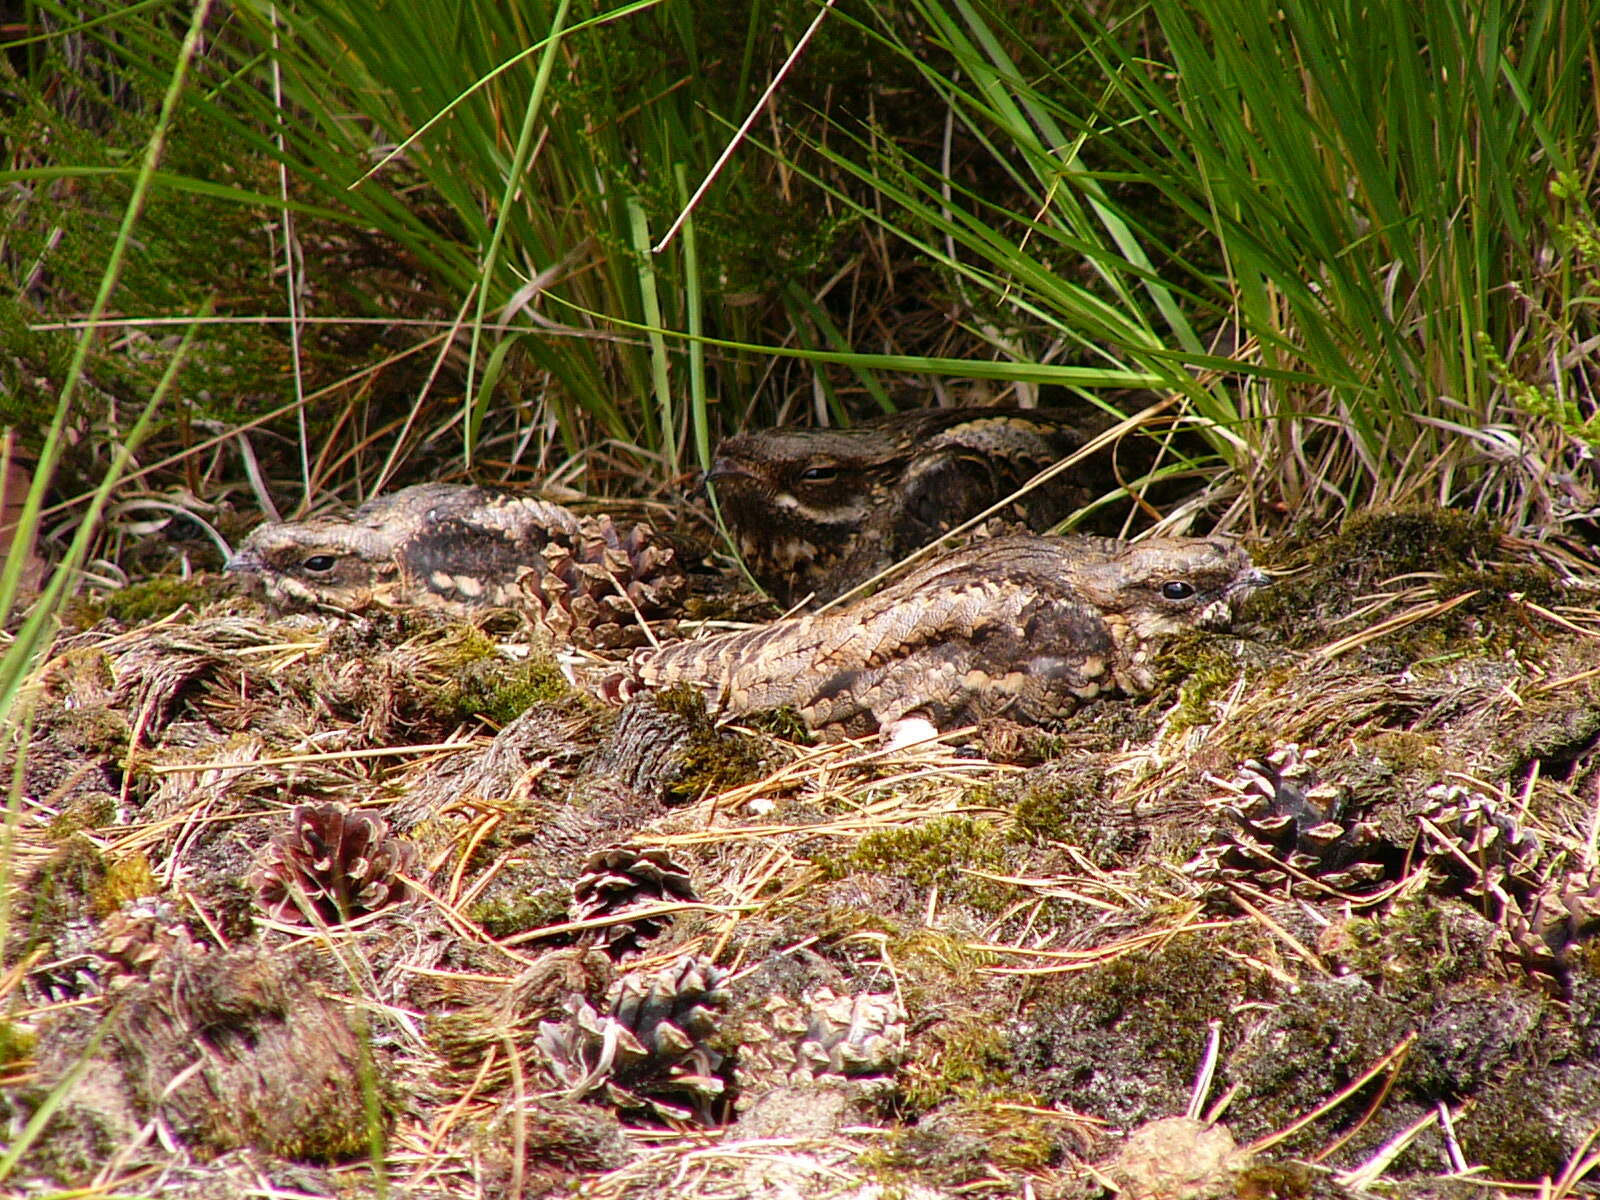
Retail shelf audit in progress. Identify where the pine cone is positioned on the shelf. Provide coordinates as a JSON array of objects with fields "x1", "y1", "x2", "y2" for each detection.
[
  {"x1": 1417, "y1": 783, "x2": 1544, "y2": 913},
  {"x1": 536, "y1": 956, "x2": 729, "y2": 1123},
  {"x1": 737, "y1": 987, "x2": 906, "y2": 1099},
  {"x1": 531, "y1": 514, "x2": 687, "y2": 651},
  {"x1": 571, "y1": 846, "x2": 698, "y2": 960},
  {"x1": 1191, "y1": 746, "x2": 1391, "y2": 894},
  {"x1": 253, "y1": 803, "x2": 418, "y2": 926},
  {"x1": 1497, "y1": 865, "x2": 1600, "y2": 991},
  {"x1": 93, "y1": 902, "x2": 197, "y2": 989}
]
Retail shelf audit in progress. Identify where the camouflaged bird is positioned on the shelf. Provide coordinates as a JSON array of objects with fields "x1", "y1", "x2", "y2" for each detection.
[
  {"x1": 226, "y1": 483, "x2": 687, "y2": 650},
  {"x1": 706, "y1": 405, "x2": 1153, "y2": 606},
  {"x1": 604, "y1": 534, "x2": 1267, "y2": 738}
]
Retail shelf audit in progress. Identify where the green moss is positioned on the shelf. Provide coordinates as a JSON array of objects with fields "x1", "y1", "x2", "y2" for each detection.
[
  {"x1": 883, "y1": 1096, "x2": 1065, "y2": 1176},
  {"x1": 973, "y1": 1107, "x2": 1059, "y2": 1170},
  {"x1": 1455, "y1": 1064, "x2": 1581, "y2": 1181},
  {"x1": 434, "y1": 653, "x2": 575, "y2": 725},
  {"x1": 102, "y1": 576, "x2": 227, "y2": 625},
  {"x1": 740, "y1": 705, "x2": 814, "y2": 745},
  {"x1": 651, "y1": 681, "x2": 712, "y2": 723},
  {"x1": 833, "y1": 816, "x2": 1002, "y2": 890},
  {"x1": 821, "y1": 815, "x2": 1011, "y2": 912},
  {"x1": 1085, "y1": 936, "x2": 1254, "y2": 1032},
  {"x1": 1248, "y1": 506, "x2": 1525, "y2": 654},
  {"x1": 1225, "y1": 976, "x2": 1424, "y2": 1148},
  {"x1": 430, "y1": 625, "x2": 500, "y2": 665},
  {"x1": 1319, "y1": 897, "x2": 1494, "y2": 998},
  {"x1": 259, "y1": 1106, "x2": 377, "y2": 1163},
  {"x1": 46, "y1": 705, "x2": 131, "y2": 763},
  {"x1": 0, "y1": 1019, "x2": 37, "y2": 1068},
  {"x1": 1159, "y1": 635, "x2": 1251, "y2": 738},
  {"x1": 1331, "y1": 507, "x2": 1497, "y2": 575},
  {"x1": 467, "y1": 885, "x2": 571, "y2": 939},
  {"x1": 91, "y1": 853, "x2": 159, "y2": 916},
  {"x1": 672, "y1": 740, "x2": 767, "y2": 804},
  {"x1": 902, "y1": 1017, "x2": 1016, "y2": 1111},
  {"x1": 45, "y1": 794, "x2": 117, "y2": 842},
  {"x1": 1007, "y1": 935, "x2": 1261, "y2": 1126},
  {"x1": 1006, "y1": 768, "x2": 1142, "y2": 866},
  {"x1": 1442, "y1": 558, "x2": 1564, "y2": 608},
  {"x1": 1570, "y1": 939, "x2": 1600, "y2": 980}
]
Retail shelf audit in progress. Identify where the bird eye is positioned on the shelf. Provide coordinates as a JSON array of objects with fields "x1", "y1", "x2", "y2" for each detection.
[
  {"x1": 302, "y1": 554, "x2": 337, "y2": 573},
  {"x1": 1161, "y1": 580, "x2": 1195, "y2": 600},
  {"x1": 799, "y1": 464, "x2": 839, "y2": 483}
]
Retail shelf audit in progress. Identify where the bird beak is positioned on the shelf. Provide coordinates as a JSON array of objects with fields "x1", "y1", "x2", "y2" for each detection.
[
  {"x1": 224, "y1": 547, "x2": 264, "y2": 575},
  {"x1": 1239, "y1": 567, "x2": 1272, "y2": 593},
  {"x1": 694, "y1": 457, "x2": 756, "y2": 500},
  {"x1": 704, "y1": 457, "x2": 755, "y2": 484}
]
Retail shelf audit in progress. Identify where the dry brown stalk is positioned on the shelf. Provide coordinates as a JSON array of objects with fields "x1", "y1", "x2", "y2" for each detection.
[
  {"x1": 1246, "y1": 1032, "x2": 1417, "y2": 1155},
  {"x1": 147, "y1": 738, "x2": 478, "y2": 774},
  {"x1": 1312, "y1": 589, "x2": 1482, "y2": 661},
  {"x1": 977, "y1": 914, "x2": 1240, "y2": 977},
  {"x1": 1522, "y1": 599, "x2": 1600, "y2": 640}
]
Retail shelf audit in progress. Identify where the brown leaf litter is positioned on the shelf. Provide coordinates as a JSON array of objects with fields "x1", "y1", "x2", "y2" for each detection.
[{"x1": 5, "y1": 506, "x2": 1600, "y2": 1199}]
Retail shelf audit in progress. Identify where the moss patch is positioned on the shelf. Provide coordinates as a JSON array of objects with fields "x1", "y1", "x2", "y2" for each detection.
[
  {"x1": 91, "y1": 853, "x2": 160, "y2": 917},
  {"x1": 652, "y1": 684, "x2": 768, "y2": 802},
  {"x1": 901, "y1": 1017, "x2": 1017, "y2": 1111},
  {"x1": 1009, "y1": 935, "x2": 1260, "y2": 1127},
  {"x1": 823, "y1": 814, "x2": 1011, "y2": 912},
  {"x1": 98, "y1": 576, "x2": 231, "y2": 626},
  {"x1": 46, "y1": 793, "x2": 118, "y2": 842},
  {"x1": 435, "y1": 652, "x2": 576, "y2": 726},
  {"x1": 468, "y1": 883, "x2": 572, "y2": 940},
  {"x1": 1317, "y1": 897, "x2": 1500, "y2": 999},
  {"x1": 1247, "y1": 506, "x2": 1554, "y2": 661},
  {"x1": 0, "y1": 1019, "x2": 38, "y2": 1070}
]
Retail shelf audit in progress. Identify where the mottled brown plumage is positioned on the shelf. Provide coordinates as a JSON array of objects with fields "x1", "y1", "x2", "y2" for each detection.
[
  {"x1": 226, "y1": 483, "x2": 687, "y2": 649},
  {"x1": 606, "y1": 534, "x2": 1266, "y2": 737},
  {"x1": 707, "y1": 405, "x2": 1150, "y2": 606}
]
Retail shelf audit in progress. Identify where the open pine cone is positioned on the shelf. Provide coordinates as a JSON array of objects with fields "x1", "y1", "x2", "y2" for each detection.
[
  {"x1": 92, "y1": 901, "x2": 198, "y2": 991},
  {"x1": 253, "y1": 803, "x2": 418, "y2": 926},
  {"x1": 1416, "y1": 783, "x2": 1544, "y2": 913},
  {"x1": 1496, "y1": 864, "x2": 1600, "y2": 992},
  {"x1": 571, "y1": 846, "x2": 698, "y2": 960},
  {"x1": 530, "y1": 511, "x2": 687, "y2": 651},
  {"x1": 1191, "y1": 745, "x2": 1392, "y2": 894},
  {"x1": 736, "y1": 987, "x2": 906, "y2": 1099},
  {"x1": 536, "y1": 956, "x2": 730, "y2": 1124}
]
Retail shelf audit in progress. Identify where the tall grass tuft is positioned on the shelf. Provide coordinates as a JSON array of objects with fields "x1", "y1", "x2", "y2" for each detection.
[
  {"x1": 0, "y1": 0, "x2": 218, "y2": 1172},
  {"x1": 11, "y1": 0, "x2": 895, "y2": 496},
  {"x1": 7, "y1": 0, "x2": 1595, "y2": 529},
  {"x1": 817, "y1": 0, "x2": 1599, "y2": 529}
]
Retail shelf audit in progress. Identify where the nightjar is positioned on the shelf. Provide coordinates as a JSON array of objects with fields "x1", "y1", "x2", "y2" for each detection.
[
  {"x1": 226, "y1": 483, "x2": 688, "y2": 650},
  {"x1": 604, "y1": 533, "x2": 1266, "y2": 738},
  {"x1": 706, "y1": 404, "x2": 1158, "y2": 606}
]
